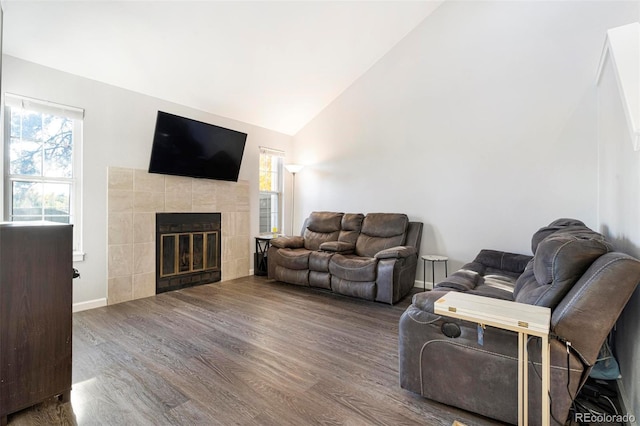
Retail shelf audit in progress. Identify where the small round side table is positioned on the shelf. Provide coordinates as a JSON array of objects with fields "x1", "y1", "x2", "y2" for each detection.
[{"x1": 421, "y1": 255, "x2": 448, "y2": 291}]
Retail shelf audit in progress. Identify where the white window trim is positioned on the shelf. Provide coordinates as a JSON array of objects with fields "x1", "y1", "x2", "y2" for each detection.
[
  {"x1": 259, "y1": 146, "x2": 284, "y2": 235},
  {"x1": 3, "y1": 93, "x2": 85, "y2": 261}
]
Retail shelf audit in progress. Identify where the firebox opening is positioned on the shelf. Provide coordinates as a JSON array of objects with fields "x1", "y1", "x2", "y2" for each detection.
[{"x1": 156, "y1": 213, "x2": 221, "y2": 294}]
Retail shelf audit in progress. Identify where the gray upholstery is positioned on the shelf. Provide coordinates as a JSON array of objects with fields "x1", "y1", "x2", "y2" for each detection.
[
  {"x1": 514, "y1": 229, "x2": 613, "y2": 308},
  {"x1": 530, "y1": 217, "x2": 589, "y2": 253},
  {"x1": 329, "y1": 256, "x2": 378, "y2": 282},
  {"x1": 399, "y1": 219, "x2": 640, "y2": 425},
  {"x1": 339, "y1": 213, "x2": 365, "y2": 244},
  {"x1": 434, "y1": 249, "x2": 532, "y2": 300},
  {"x1": 268, "y1": 211, "x2": 423, "y2": 304},
  {"x1": 276, "y1": 248, "x2": 309, "y2": 270},
  {"x1": 355, "y1": 213, "x2": 408, "y2": 258},
  {"x1": 302, "y1": 211, "x2": 343, "y2": 250}
]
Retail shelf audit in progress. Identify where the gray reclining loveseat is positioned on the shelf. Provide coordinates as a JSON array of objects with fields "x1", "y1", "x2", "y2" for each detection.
[
  {"x1": 399, "y1": 219, "x2": 640, "y2": 425},
  {"x1": 267, "y1": 211, "x2": 423, "y2": 304}
]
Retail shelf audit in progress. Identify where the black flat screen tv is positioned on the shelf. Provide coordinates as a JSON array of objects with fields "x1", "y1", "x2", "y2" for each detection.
[{"x1": 148, "y1": 111, "x2": 247, "y2": 182}]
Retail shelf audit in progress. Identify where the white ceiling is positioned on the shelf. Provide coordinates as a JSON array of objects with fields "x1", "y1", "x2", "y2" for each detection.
[{"x1": 2, "y1": 1, "x2": 443, "y2": 135}]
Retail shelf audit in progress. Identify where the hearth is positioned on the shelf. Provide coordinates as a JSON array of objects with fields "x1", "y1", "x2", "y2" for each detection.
[{"x1": 156, "y1": 212, "x2": 221, "y2": 294}]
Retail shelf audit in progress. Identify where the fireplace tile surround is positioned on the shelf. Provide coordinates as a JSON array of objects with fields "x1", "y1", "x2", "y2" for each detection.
[{"x1": 107, "y1": 167, "x2": 250, "y2": 305}]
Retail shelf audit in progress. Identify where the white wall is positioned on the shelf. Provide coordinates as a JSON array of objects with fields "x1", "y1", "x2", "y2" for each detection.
[
  {"x1": 293, "y1": 1, "x2": 639, "y2": 278},
  {"x1": 2, "y1": 55, "x2": 293, "y2": 306},
  {"x1": 597, "y1": 28, "x2": 640, "y2": 421}
]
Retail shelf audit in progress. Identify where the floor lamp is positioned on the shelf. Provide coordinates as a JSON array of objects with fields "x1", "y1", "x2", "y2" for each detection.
[{"x1": 285, "y1": 164, "x2": 304, "y2": 235}]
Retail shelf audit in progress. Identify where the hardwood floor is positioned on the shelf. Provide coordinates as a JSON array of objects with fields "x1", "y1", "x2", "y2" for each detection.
[{"x1": 8, "y1": 276, "x2": 506, "y2": 425}]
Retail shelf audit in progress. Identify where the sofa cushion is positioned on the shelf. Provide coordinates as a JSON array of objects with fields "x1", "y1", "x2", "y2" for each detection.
[
  {"x1": 514, "y1": 229, "x2": 613, "y2": 308},
  {"x1": 473, "y1": 249, "x2": 532, "y2": 274},
  {"x1": 434, "y1": 261, "x2": 519, "y2": 301},
  {"x1": 319, "y1": 241, "x2": 355, "y2": 254},
  {"x1": 375, "y1": 246, "x2": 417, "y2": 259},
  {"x1": 329, "y1": 254, "x2": 377, "y2": 282},
  {"x1": 309, "y1": 250, "x2": 333, "y2": 272},
  {"x1": 331, "y1": 277, "x2": 376, "y2": 300},
  {"x1": 274, "y1": 266, "x2": 309, "y2": 286},
  {"x1": 303, "y1": 211, "x2": 343, "y2": 250},
  {"x1": 355, "y1": 213, "x2": 408, "y2": 258},
  {"x1": 432, "y1": 250, "x2": 530, "y2": 301},
  {"x1": 271, "y1": 235, "x2": 304, "y2": 249},
  {"x1": 277, "y1": 248, "x2": 311, "y2": 270},
  {"x1": 530, "y1": 218, "x2": 587, "y2": 254},
  {"x1": 338, "y1": 213, "x2": 365, "y2": 244},
  {"x1": 434, "y1": 262, "x2": 482, "y2": 292},
  {"x1": 309, "y1": 271, "x2": 331, "y2": 289}
]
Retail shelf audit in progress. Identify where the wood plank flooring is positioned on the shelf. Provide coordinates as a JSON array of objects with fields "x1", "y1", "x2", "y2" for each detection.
[{"x1": 8, "y1": 276, "x2": 506, "y2": 425}]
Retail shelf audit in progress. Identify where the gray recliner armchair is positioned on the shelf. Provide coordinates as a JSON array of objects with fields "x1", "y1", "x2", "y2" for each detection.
[{"x1": 399, "y1": 219, "x2": 640, "y2": 425}]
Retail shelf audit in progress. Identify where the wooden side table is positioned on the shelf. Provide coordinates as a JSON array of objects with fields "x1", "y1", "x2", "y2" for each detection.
[
  {"x1": 434, "y1": 292, "x2": 551, "y2": 426},
  {"x1": 421, "y1": 254, "x2": 448, "y2": 291}
]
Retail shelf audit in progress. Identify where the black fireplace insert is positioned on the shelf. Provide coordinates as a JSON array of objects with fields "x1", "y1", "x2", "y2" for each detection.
[{"x1": 155, "y1": 212, "x2": 221, "y2": 294}]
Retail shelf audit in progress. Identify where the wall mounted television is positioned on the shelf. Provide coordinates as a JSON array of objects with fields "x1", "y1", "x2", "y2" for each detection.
[{"x1": 148, "y1": 111, "x2": 247, "y2": 182}]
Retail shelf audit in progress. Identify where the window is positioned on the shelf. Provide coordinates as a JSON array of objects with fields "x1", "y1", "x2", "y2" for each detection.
[
  {"x1": 258, "y1": 147, "x2": 283, "y2": 234},
  {"x1": 4, "y1": 94, "x2": 84, "y2": 255}
]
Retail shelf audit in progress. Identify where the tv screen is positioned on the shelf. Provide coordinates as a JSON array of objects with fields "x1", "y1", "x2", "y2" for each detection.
[{"x1": 148, "y1": 111, "x2": 247, "y2": 182}]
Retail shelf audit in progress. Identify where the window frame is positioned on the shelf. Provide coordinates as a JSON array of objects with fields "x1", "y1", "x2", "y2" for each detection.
[
  {"x1": 3, "y1": 93, "x2": 84, "y2": 259},
  {"x1": 258, "y1": 147, "x2": 284, "y2": 235}
]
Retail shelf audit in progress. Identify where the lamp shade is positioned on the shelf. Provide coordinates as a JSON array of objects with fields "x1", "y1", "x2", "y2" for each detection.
[{"x1": 285, "y1": 164, "x2": 304, "y2": 174}]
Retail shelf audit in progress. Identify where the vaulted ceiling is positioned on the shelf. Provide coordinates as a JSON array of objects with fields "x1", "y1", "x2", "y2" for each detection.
[{"x1": 2, "y1": 1, "x2": 443, "y2": 135}]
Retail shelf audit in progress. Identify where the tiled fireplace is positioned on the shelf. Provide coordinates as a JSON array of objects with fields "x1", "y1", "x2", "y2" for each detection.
[{"x1": 107, "y1": 167, "x2": 250, "y2": 305}]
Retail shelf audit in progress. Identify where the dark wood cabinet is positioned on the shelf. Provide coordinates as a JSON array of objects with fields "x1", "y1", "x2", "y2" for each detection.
[{"x1": 0, "y1": 223, "x2": 73, "y2": 426}]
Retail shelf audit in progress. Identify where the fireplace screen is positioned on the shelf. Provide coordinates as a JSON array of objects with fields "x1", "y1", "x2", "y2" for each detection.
[
  {"x1": 160, "y1": 232, "x2": 219, "y2": 277},
  {"x1": 156, "y1": 213, "x2": 221, "y2": 294}
]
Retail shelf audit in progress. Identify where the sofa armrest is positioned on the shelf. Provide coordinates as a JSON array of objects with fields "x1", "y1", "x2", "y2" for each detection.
[
  {"x1": 375, "y1": 246, "x2": 417, "y2": 259},
  {"x1": 473, "y1": 249, "x2": 532, "y2": 274},
  {"x1": 319, "y1": 241, "x2": 355, "y2": 254},
  {"x1": 271, "y1": 236, "x2": 304, "y2": 249}
]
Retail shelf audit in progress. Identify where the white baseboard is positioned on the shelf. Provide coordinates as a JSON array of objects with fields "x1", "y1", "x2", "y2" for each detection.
[
  {"x1": 414, "y1": 279, "x2": 433, "y2": 291},
  {"x1": 73, "y1": 298, "x2": 107, "y2": 313},
  {"x1": 249, "y1": 268, "x2": 254, "y2": 275}
]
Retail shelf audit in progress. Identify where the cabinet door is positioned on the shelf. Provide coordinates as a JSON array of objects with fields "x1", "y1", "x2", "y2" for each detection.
[{"x1": 0, "y1": 224, "x2": 73, "y2": 416}]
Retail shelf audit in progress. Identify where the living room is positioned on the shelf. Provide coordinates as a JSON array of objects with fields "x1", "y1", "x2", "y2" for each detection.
[{"x1": 1, "y1": 0, "x2": 639, "y2": 425}]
